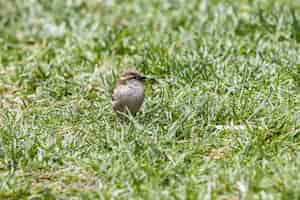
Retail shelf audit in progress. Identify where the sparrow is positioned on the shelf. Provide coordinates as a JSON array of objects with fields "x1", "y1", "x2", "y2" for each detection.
[{"x1": 112, "y1": 70, "x2": 146, "y2": 115}]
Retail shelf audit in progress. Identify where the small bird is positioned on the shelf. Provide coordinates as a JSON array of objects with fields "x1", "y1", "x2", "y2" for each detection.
[{"x1": 112, "y1": 70, "x2": 146, "y2": 115}]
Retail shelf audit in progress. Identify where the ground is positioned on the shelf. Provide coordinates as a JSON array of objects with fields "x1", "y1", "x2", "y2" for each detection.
[{"x1": 0, "y1": 0, "x2": 299, "y2": 199}]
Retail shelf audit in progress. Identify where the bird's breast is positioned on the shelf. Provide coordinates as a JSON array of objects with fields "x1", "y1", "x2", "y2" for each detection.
[
  {"x1": 113, "y1": 84, "x2": 144, "y2": 114},
  {"x1": 124, "y1": 85, "x2": 144, "y2": 105}
]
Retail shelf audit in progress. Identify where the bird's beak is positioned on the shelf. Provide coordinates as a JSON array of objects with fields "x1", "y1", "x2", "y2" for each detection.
[
  {"x1": 140, "y1": 76, "x2": 146, "y2": 80},
  {"x1": 143, "y1": 75, "x2": 157, "y2": 83}
]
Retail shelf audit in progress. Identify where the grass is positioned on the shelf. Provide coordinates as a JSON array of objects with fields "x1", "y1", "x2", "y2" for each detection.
[{"x1": 0, "y1": 0, "x2": 299, "y2": 199}]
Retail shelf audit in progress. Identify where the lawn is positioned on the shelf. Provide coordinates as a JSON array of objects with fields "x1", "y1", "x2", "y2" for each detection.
[{"x1": 0, "y1": 0, "x2": 299, "y2": 199}]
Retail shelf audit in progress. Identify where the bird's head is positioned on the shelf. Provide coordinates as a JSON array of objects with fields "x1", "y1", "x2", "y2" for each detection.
[{"x1": 118, "y1": 70, "x2": 146, "y2": 85}]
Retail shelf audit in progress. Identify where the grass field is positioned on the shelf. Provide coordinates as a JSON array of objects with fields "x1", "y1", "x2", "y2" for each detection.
[{"x1": 0, "y1": 0, "x2": 300, "y2": 199}]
